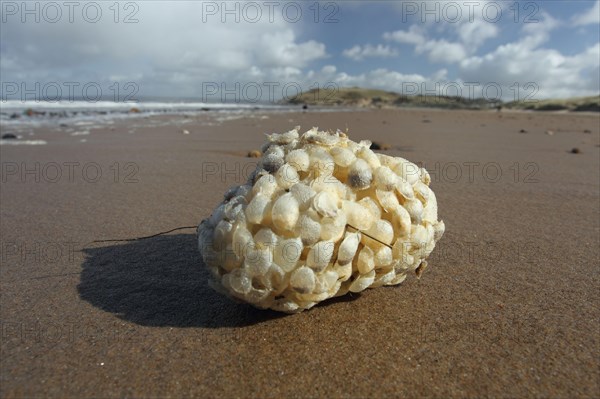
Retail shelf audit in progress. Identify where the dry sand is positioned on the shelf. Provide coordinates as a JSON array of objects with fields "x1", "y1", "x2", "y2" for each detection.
[{"x1": 1, "y1": 108, "x2": 599, "y2": 398}]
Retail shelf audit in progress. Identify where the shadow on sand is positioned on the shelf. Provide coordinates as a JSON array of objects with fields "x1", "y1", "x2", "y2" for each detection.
[
  {"x1": 78, "y1": 234, "x2": 288, "y2": 328},
  {"x1": 79, "y1": 233, "x2": 360, "y2": 328}
]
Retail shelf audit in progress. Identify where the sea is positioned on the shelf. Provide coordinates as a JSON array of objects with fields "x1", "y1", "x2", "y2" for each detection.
[{"x1": 0, "y1": 99, "x2": 353, "y2": 145}]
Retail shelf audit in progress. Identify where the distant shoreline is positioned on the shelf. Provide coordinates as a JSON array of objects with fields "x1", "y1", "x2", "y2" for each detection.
[{"x1": 283, "y1": 87, "x2": 600, "y2": 113}]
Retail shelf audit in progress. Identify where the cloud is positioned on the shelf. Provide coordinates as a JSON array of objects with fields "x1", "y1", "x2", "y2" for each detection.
[
  {"x1": 384, "y1": 28, "x2": 467, "y2": 64},
  {"x1": 456, "y1": 17, "x2": 499, "y2": 48},
  {"x1": 459, "y1": 12, "x2": 599, "y2": 99},
  {"x1": 0, "y1": 2, "x2": 327, "y2": 97},
  {"x1": 572, "y1": 0, "x2": 600, "y2": 25},
  {"x1": 304, "y1": 65, "x2": 442, "y2": 96},
  {"x1": 342, "y1": 44, "x2": 399, "y2": 61},
  {"x1": 383, "y1": 25, "x2": 425, "y2": 46},
  {"x1": 420, "y1": 40, "x2": 467, "y2": 63},
  {"x1": 383, "y1": 2, "x2": 499, "y2": 64}
]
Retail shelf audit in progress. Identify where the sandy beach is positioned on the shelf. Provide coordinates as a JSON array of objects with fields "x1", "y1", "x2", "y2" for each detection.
[{"x1": 1, "y1": 108, "x2": 599, "y2": 397}]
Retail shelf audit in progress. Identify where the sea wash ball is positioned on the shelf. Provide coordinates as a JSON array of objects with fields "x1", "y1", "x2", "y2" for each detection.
[{"x1": 198, "y1": 127, "x2": 445, "y2": 313}]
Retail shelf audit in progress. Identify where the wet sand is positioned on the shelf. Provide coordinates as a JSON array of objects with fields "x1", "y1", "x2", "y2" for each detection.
[{"x1": 1, "y1": 108, "x2": 599, "y2": 398}]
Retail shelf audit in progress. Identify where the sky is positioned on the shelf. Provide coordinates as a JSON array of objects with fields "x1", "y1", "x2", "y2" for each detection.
[{"x1": 0, "y1": 0, "x2": 599, "y2": 103}]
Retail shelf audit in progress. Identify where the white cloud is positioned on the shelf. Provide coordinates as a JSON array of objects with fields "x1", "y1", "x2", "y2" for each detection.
[
  {"x1": 342, "y1": 44, "x2": 399, "y2": 61},
  {"x1": 0, "y1": 2, "x2": 327, "y2": 97},
  {"x1": 304, "y1": 65, "x2": 440, "y2": 96},
  {"x1": 459, "y1": 13, "x2": 599, "y2": 99},
  {"x1": 383, "y1": 0, "x2": 500, "y2": 63},
  {"x1": 572, "y1": 0, "x2": 600, "y2": 25},
  {"x1": 457, "y1": 17, "x2": 499, "y2": 48},
  {"x1": 420, "y1": 40, "x2": 467, "y2": 63},
  {"x1": 383, "y1": 25, "x2": 425, "y2": 45},
  {"x1": 384, "y1": 28, "x2": 467, "y2": 64}
]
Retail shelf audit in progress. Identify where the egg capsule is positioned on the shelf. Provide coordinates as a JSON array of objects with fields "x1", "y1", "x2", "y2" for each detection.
[
  {"x1": 393, "y1": 159, "x2": 420, "y2": 185},
  {"x1": 337, "y1": 232, "x2": 361, "y2": 264},
  {"x1": 357, "y1": 246, "x2": 375, "y2": 274},
  {"x1": 245, "y1": 194, "x2": 271, "y2": 225},
  {"x1": 391, "y1": 205, "x2": 412, "y2": 238},
  {"x1": 330, "y1": 146, "x2": 356, "y2": 167},
  {"x1": 374, "y1": 166, "x2": 398, "y2": 191},
  {"x1": 221, "y1": 244, "x2": 243, "y2": 272},
  {"x1": 396, "y1": 177, "x2": 415, "y2": 200},
  {"x1": 342, "y1": 200, "x2": 375, "y2": 231},
  {"x1": 309, "y1": 148, "x2": 335, "y2": 178},
  {"x1": 261, "y1": 153, "x2": 284, "y2": 173},
  {"x1": 376, "y1": 153, "x2": 400, "y2": 169},
  {"x1": 290, "y1": 266, "x2": 316, "y2": 294},
  {"x1": 333, "y1": 261, "x2": 353, "y2": 282},
  {"x1": 295, "y1": 210, "x2": 322, "y2": 246},
  {"x1": 286, "y1": 149, "x2": 310, "y2": 172},
  {"x1": 347, "y1": 159, "x2": 372, "y2": 190},
  {"x1": 422, "y1": 190, "x2": 439, "y2": 224},
  {"x1": 313, "y1": 191, "x2": 338, "y2": 218},
  {"x1": 213, "y1": 220, "x2": 233, "y2": 249},
  {"x1": 404, "y1": 198, "x2": 424, "y2": 224},
  {"x1": 252, "y1": 174, "x2": 278, "y2": 198},
  {"x1": 376, "y1": 189, "x2": 400, "y2": 212},
  {"x1": 349, "y1": 269, "x2": 376, "y2": 293},
  {"x1": 410, "y1": 225, "x2": 429, "y2": 249},
  {"x1": 227, "y1": 269, "x2": 253, "y2": 295},
  {"x1": 271, "y1": 193, "x2": 300, "y2": 231},
  {"x1": 275, "y1": 163, "x2": 300, "y2": 189},
  {"x1": 363, "y1": 219, "x2": 394, "y2": 246},
  {"x1": 358, "y1": 197, "x2": 382, "y2": 220},
  {"x1": 307, "y1": 241, "x2": 335, "y2": 272},
  {"x1": 232, "y1": 225, "x2": 254, "y2": 258},
  {"x1": 244, "y1": 245, "x2": 273, "y2": 276},
  {"x1": 314, "y1": 271, "x2": 338, "y2": 295},
  {"x1": 267, "y1": 127, "x2": 300, "y2": 145},
  {"x1": 357, "y1": 147, "x2": 381, "y2": 169},
  {"x1": 254, "y1": 228, "x2": 278, "y2": 249},
  {"x1": 290, "y1": 183, "x2": 316, "y2": 210},
  {"x1": 371, "y1": 269, "x2": 396, "y2": 288},
  {"x1": 223, "y1": 196, "x2": 246, "y2": 221},
  {"x1": 413, "y1": 181, "x2": 431, "y2": 204},
  {"x1": 264, "y1": 144, "x2": 285, "y2": 158},
  {"x1": 419, "y1": 167, "x2": 431, "y2": 185},
  {"x1": 320, "y1": 212, "x2": 347, "y2": 242},
  {"x1": 374, "y1": 246, "x2": 393, "y2": 268}
]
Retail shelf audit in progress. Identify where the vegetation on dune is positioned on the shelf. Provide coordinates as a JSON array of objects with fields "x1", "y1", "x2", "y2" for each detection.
[
  {"x1": 285, "y1": 87, "x2": 599, "y2": 112},
  {"x1": 503, "y1": 95, "x2": 600, "y2": 112}
]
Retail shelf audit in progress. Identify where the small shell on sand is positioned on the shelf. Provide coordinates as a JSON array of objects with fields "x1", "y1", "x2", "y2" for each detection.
[{"x1": 247, "y1": 150, "x2": 262, "y2": 158}]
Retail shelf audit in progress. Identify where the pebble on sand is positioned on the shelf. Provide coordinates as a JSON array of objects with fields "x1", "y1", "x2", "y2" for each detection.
[
  {"x1": 546, "y1": 130, "x2": 554, "y2": 135},
  {"x1": 570, "y1": 148, "x2": 581, "y2": 154},
  {"x1": 182, "y1": 129, "x2": 190, "y2": 135},
  {"x1": 247, "y1": 150, "x2": 262, "y2": 158},
  {"x1": 370, "y1": 142, "x2": 392, "y2": 150},
  {"x1": 519, "y1": 129, "x2": 528, "y2": 133}
]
